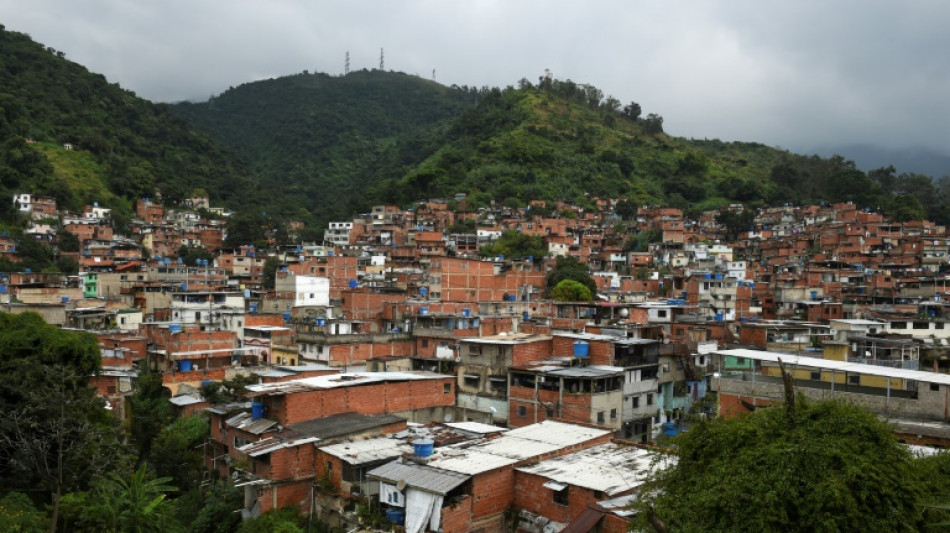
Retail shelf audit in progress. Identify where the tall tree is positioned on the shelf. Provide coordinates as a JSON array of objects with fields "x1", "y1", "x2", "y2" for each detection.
[{"x1": 634, "y1": 398, "x2": 927, "y2": 532}]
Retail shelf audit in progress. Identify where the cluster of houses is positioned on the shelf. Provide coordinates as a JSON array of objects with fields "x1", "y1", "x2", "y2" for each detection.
[{"x1": 6, "y1": 191, "x2": 950, "y2": 532}]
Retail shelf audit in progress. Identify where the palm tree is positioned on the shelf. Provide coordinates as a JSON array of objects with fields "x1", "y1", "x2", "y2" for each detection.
[{"x1": 87, "y1": 465, "x2": 180, "y2": 533}]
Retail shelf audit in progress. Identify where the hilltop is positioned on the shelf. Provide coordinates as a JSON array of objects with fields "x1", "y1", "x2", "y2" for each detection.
[
  {"x1": 0, "y1": 25, "x2": 253, "y2": 220},
  {"x1": 169, "y1": 69, "x2": 480, "y2": 226}
]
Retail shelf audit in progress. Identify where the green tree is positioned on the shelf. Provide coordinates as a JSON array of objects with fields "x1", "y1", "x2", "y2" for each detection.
[
  {"x1": 262, "y1": 256, "x2": 281, "y2": 290},
  {"x1": 546, "y1": 255, "x2": 597, "y2": 296},
  {"x1": 0, "y1": 492, "x2": 49, "y2": 532},
  {"x1": 129, "y1": 372, "x2": 172, "y2": 462},
  {"x1": 150, "y1": 416, "x2": 209, "y2": 495},
  {"x1": 550, "y1": 279, "x2": 593, "y2": 301},
  {"x1": 479, "y1": 230, "x2": 546, "y2": 261},
  {"x1": 634, "y1": 397, "x2": 926, "y2": 533},
  {"x1": 187, "y1": 485, "x2": 242, "y2": 533},
  {"x1": 81, "y1": 465, "x2": 181, "y2": 533},
  {"x1": 643, "y1": 113, "x2": 664, "y2": 134}
]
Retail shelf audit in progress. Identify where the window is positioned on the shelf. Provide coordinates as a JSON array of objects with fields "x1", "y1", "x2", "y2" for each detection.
[
  {"x1": 848, "y1": 375, "x2": 860, "y2": 386},
  {"x1": 931, "y1": 383, "x2": 940, "y2": 392},
  {"x1": 517, "y1": 405, "x2": 527, "y2": 417},
  {"x1": 610, "y1": 409, "x2": 617, "y2": 420},
  {"x1": 913, "y1": 321, "x2": 929, "y2": 330},
  {"x1": 546, "y1": 408, "x2": 554, "y2": 417},
  {"x1": 597, "y1": 411, "x2": 605, "y2": 424},
  {"x1": 553, "y1": 487, "x2": 569, "y2": 506},
  {"x1": 647, "y1": 393, "x2": 654, "y2": 406},
  {"x1": 810, "y1": 371, "x2": 821, "y2": 381},
  {"x1": 464, "y1": 375, "x2": 480, "y2": 389},
  {"x1": 632, "y1": 396, "x2": 640, "y2": 408},
  {"x1": 421, "y1": 339, "x2": 429, "y2": 348},
  {"x1": 443, "y1": 383, "x2": 452, "y2": 394}
]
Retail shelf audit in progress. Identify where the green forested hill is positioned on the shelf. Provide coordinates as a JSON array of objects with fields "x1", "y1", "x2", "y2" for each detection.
[
  {"x1": 169, "y1": 70, "x2": 480, "y2": 226},
  {"x1": 3, "y1": 23, "x2": 947, "y2": 231},
  {"x1": 367, "y1": 81, "x2": 950, "y2": 223},
  {"x1": 0, "y1": 25, "x2": 253, "y2": 220}
]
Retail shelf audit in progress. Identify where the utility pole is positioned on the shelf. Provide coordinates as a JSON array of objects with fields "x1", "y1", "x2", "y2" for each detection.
[
  {"x1": 379, "y1": 48, "x2": 384, "y2": 70},
  {"x1": 345, "y1": 51, "x2": 350, "y2": 75}
]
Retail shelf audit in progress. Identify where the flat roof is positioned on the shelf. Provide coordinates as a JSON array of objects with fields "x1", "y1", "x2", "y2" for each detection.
[
  {"x1": 460, "y1": 333, "x2": 552, "y2": 345},
  {"x1": 245, "y1": 371, "x2": 448, "y2": 396},
  {"x1": 714, "y1": 348, "x2": 950, "y2": 386},
  {"x1": 319, "y1": 437, "x2": 412, "y2": 465},
  {"x1": 427, "y1": 420, "x2": 612, "y2": 475},
  {"x1": 516, "y1": 443, "x2": 674, "y2": 496}
]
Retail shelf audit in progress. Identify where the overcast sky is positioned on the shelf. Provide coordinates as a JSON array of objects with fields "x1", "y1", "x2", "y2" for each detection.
[{"x1": 3, "y1": 1, "x2": 949, "y2": 156}]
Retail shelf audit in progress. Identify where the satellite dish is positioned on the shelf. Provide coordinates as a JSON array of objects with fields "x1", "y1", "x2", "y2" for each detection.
[
  {"x1": 396, "y1": 479, "x2": 407, "y2": 491},
  {"x1": 443, "y1": 413, "x2": 454, "y2": 423}
]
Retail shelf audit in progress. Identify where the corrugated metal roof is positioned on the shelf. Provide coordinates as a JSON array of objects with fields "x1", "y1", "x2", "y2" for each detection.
[
  {"x1": 560, "y1": 506, "x2": 606, "y2": 533},
  {"x1": 547, "y1": 366, "x2": 624, "y2": 378},
  {"x1": 427, "y1": 449, "x2": 518, "y2": 475},
  {"x1": 239, "y1": 436, "x2": 321, "y2": 457},
  {"x1": 428, "y1": 421, "x2": 611, "y2": 475},
  {"x1": 169, "y1": 394, "x2": 204, "y2": 406},
  {"x1": 516, "y1": 443, "x2": 674, "y2": 496},
  {"x1": 714, "y1": 348, "x2": 950, "y2": 386},
  {"x1": 367, "y1": 461, "x2": 469, "y2": 495},
  {"x1": 225, "y1": 412, "x2": 278, "y2": 435}
]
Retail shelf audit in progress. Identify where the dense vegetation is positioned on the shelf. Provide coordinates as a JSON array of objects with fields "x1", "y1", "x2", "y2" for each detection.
[
  {"x1": 0, "y1": 25, "x2": 253, "y2": 221},
  {"x1": 170, "y1": 69, "x2": 480, "y2": 232},
  {"x1": 0, "y1": 311, "x2": 316, "y2": 532},
  {"x1": 634, "y1": 396, "x2": 950, "y2": 532}
]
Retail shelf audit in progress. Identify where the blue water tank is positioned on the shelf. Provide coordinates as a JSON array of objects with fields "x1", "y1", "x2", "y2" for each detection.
[
  {"x1": 704, "y1": 273, "x2": 711, "y2": 280},
  {"x1": 201, "y1": 380, "x2": 214, "y2": 387},
  {"x1": 249, "y1": 304, "x2": 258, "y2": 313},
  {"x1": 574, "y1": 341, "x2": 590, "y2": 358},
  {"x1": 662, "y1": 422, "x2": 679, "y2": 437},
  {"x1": 462, "y1": 308, "x2": 471, "y2": 317},
  {"x1": 169, "y1": 323, "x2": 182, "y2": 334},
  {"x1": 413, "y1": 439, "x2": 434, "y2": 458},
  {"x1": 61, "y1": 296, "x2": 69, "y2": 303},
  {"x1": 316, "y1": 318, "x2": 326, "y2": 327},
  {"x1": 523, "y1": 311, "x2": 530, "y2": 322},
  {"x1": 251, "y1": 401, "x2": 265, "y2": 420},
  {"x1": 178, "y1": 360, "x2": 192, "y2": 372},
  {"x1": 811, "y1": 290, "x2": 818, "y2": 300},
  {"x1": 740, "y1": 317, "x2": 748, "y2": 323},
  {"x1": 385, "y1": 508, "x2": 405, "y2": 526},
  {"x1": 715, "y1": 313, "x2": 724, "y2": 322},
  {"x1": 714, "y1": 274, "x2": 723, "y2": 280},
  {"x1": 420, "y1": 307, "x2": 429, "y2": 316},
  {"x1": 282, "y1": 312, "x2": 291, "y2": 322}
]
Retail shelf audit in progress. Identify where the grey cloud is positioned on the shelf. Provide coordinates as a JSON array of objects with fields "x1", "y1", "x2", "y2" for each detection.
[{"x1": 1, "y1": 0, "x2": 948, "y2": 156}]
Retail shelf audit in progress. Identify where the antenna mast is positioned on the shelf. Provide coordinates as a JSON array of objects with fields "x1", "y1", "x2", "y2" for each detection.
[
  {"x1": 432, "y1": 69, "x2": 436, "y2": 81},
  {"x1": 345, "y1": 51, "x2": 350, "y2": 75},
  {"x1": 379, "y1": 48, "x2": 384, "y2": 70}
]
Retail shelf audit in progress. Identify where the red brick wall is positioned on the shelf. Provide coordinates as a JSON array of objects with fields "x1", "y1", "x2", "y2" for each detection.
[
  {"x1": 719, "y1": 393, "x2": 775, "y2": 418},
  {"x1": 272, "y1": 377, "x2": 455, "y2": 425},
  {"x1": 471, "y1": 467, "x2": 515, "y2": 519},
  {"x1": 258, "y1": 480, "x2": 312, "y2": 514},
  {"x1": 739, "y1": 327, "x2": 768, "y2": 348},
  {"x1": 511, "y1": 339, "x2": 553, "y2": 365},
  {"x1": 326, "y1": 340, "x2": 413, "y2": 366},
  {"x1": 267, "y1": 443, "x2": 317, "y2": 481},
  {"x1": 514, "y1": 471, "x2": 601, "y2": 525},
  {"x1": 440, "y1": 494, "x2": 472, "y2": 533}
]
